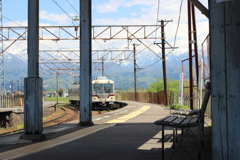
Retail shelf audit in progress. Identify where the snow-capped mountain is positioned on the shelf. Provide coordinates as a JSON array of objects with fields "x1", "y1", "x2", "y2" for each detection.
[{"x1": 2, "y1": 45, "x2": 205, "y2": 90}]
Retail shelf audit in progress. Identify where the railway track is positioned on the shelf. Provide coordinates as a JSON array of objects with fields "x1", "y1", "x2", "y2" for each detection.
[{"x1": 0, "y1": 105, "x2": 79, "y2": 137}]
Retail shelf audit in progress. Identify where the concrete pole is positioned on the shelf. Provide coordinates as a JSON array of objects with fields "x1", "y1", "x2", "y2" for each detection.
[
  {"x1": 20, "y1": 0, "x2": 45, "y2": 140},
  {"x1": 80, "y1": 0, "x2": 93, "y2": 126},
  {"x1": 179, "y1": 73, "x2": 184, "y2": 105}
]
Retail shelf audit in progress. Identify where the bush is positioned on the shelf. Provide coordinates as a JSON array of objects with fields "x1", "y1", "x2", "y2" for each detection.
[{"x1": 168, "y1": 104, "x2": 189, "y2": 110}]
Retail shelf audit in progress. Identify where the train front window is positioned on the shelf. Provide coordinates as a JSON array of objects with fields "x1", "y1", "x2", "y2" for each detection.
[
  {"x1": 93, "y1": 84, "x2": 104, "y2": 94},
  {"x1": 104, "y1": 84, "x2": 113, "y2": 93},
  {"x1": 93, "y1": 84, "x2": 113, "y2": 94}
]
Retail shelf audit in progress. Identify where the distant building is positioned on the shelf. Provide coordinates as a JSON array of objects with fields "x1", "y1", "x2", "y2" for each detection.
[
  {"x1": 42, "y1": 89, "x2": 47, "y2": 96},
  {"x1": 62, "y1": 91, "x2": 69, "y2": 97},
  {"x1": 12, "y1": 89, "x2": 24, "y2": 96}
]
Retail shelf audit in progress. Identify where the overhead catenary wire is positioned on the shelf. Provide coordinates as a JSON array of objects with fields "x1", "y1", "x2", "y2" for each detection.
[
  {"x1": 166, "y1": 0, "x2": 184, "y2": 76},
  {"x1": 66, "y1": 0, "x2": 79, "y2": 15},
  {"x1": 107, "y1": 58, "x2": 162, "y2": 78},
  {"x1": 2, "y1": 15, "x2": 53, "y2": 49},
  {"x1": 166, "y1": 0, "x2": 183, "y2": 57},
  {"x1": 52, "y1": 0, "x2": 78, "y2": 25},
  {"x1": 2, "y1": 15, "x2": 23, "y2": 27},
  {"x1": 154, "y1": 0, "x2": 161, "y2": 43}
]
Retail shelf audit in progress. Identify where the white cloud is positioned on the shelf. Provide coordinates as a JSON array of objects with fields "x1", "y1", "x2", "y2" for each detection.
[
  {"x1": 3, "y1": 20, "x2": 28, "y2": 27},
  {"x1": 94, "y1": 0, "x2": 209, "y2": 57},
  {"x1": 39, "y1": 11, "x2": 75, "y2": 25},
  {"x1": 96, "y1": 0, "x2": 125, "y2": 13}
]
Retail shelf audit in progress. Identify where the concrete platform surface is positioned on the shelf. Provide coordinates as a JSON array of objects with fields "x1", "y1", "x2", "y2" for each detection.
[{"x1": 0, "y1": 101, "x2": 211, "y2": 160}]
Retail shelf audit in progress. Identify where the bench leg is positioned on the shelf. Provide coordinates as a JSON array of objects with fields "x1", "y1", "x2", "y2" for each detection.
[
  {"x1": 173, "y1": 127, "x2": 177, "y2": 149},
  {"x1": 201, "y1": 122, "x2": 204, "y2": 149},
  {"x1": 162, "y1": 125, "x2": 165, "y2": 160},
  {"x1": 198, "y1": 126, "x2": 201, "y2": 160},
  {"x1": 176, "y1": 128, "x2": 178, "y2": 142}
]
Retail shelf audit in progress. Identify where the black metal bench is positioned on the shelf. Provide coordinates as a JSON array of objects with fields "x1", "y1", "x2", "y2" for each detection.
[{"x1": 154, "y1": 82, "x2": 211, "y2": 160}]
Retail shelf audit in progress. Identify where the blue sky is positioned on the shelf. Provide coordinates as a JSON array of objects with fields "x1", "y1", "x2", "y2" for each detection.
[{"x1": 2, "y1": 0, "x2": 209, "y2": 58}]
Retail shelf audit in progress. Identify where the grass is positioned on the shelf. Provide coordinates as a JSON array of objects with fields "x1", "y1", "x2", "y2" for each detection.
[
  {"x1": 0, "y1": 124, "x2": 24, "y2": 134},
  {"x1": 44, "y1": 97, "x2": 70, "y2": 103},
  {"x1": 168, "y1": 104, "x2": 190, "y2": 110}
]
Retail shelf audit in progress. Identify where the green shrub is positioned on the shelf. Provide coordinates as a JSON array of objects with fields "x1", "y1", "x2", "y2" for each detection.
[{"x1": 168, "y1": 104, "x2": 189, "y2": 110}]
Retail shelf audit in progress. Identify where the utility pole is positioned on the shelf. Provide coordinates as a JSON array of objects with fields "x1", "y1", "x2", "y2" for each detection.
[
  {"x1": 155, "y1": 20, "x2": 177, "y2": 106},
  {"x1": 132, "y1": 43, "x2": 140, "y2": 101},
  {"x1": 161, "y1": 20, "x2": 168, "y2": 106}
]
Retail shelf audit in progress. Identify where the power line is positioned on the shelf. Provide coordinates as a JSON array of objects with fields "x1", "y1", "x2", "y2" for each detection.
[
  {"x1": 165, "y1": 0, "x2": 184, "y2": 76},
  {"x1": 66, "y1": 0, "x2": 79, "y2": 15},
  {"x1": 52, "y1": 0, "x2": 77, "y2": 25},
  {"x1": 107, "y1": 59, "x2": 162, "y2": 78},
  {"x1": 2, "y1": 15, "x2": 24, "y2": 27},
  {"x1": 107, "y1": 71, "x2": 134, "y2": 78},
  {"x1": 140, "y1": 59, "x2": 161, "y2": 70},
  {"x1": 166, "y1": 0, "x2": 183, "y2": 57},
  {"x1": 154, "y1": 0, "x2": 161, "y2": 42},
  {"x1": 2, "y1": 15, "x2": 55, "y2": 54},
  {"x1": 134, "y1": 43, "x2": 154, "y2": 66}
]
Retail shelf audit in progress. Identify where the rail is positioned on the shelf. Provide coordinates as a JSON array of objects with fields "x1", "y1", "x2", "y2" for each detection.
[{"x1": 0, "y1": 106, "x2": 78, "y2": 137}]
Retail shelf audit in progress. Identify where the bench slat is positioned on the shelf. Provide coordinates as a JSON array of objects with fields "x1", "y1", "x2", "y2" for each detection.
[
  {"x1": 154, "y1": 116, "x2": 171, "y2": 125},
  {"x1": 179, "y1": 117, "x2": 194, "y2": 127},
  {"x1": 161, "y1": 116, "x2": 178, "y2": 125},
  {"x1": 171, "y1": 117, "x2": 186, "y2": 127},
  {"x1": 188, "y1": 116, "x2": 198, "y2": 126}
]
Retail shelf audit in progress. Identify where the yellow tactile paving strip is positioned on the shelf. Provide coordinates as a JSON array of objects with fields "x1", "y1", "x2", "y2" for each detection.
[
  {"x1": 0, "y1": 124, "x2": 113, "y2": 160},
  {"x1": 105, "y1": 106, "x2": 150, "y2": 123}
]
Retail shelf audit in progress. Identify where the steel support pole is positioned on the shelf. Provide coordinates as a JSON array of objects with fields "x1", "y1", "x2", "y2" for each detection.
[
  {"x1": 56, "y1": 72, "x2": 59, "y2": 104},
  {"x1": 133, "y1": 43, "x2": 137, "y2": 101},
  {"x1": 80, "y1": 0, "x2": 93, "y2": 126},
  {"x1": 20, "y1": 0, "x2": 45, "y2": 140},
  {"x1": 161, "y1": 20, "x2": 168, "y2": 106},
  {"x1": 192, "y1": 4, "x2": 199, "y2": 90},
  {"x1": 188, "y1": 0, "x2": 194, "y2": 110}
]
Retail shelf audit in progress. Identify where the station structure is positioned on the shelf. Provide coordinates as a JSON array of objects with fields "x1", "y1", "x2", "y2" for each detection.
[{"x1": 0, "y1": 0, "x2": 240, "y2": 159}]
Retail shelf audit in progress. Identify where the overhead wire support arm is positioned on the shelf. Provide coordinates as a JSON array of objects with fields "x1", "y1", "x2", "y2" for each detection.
[
  {"x1": 0, "y1": 25, "x2": 163, "y2": 41},
  {"x1": 122, "y1": 27, "x2": 163, "y2": 60}
]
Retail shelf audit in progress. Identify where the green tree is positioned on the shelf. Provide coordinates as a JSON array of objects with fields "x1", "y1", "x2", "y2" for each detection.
[
  {"x1": 147, "y1": 78, "x2": 179, "y2": 93},
  {"x1": 58, "y1": 88, "x2": 64, "y2": 97},
  {"x1": 147, "y1": 78, "x2": 164, "y2": 92}
]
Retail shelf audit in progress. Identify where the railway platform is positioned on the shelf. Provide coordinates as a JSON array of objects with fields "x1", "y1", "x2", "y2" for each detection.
[{"x1": 0, "y1": 101, "x2": 211, "y2": 160}]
